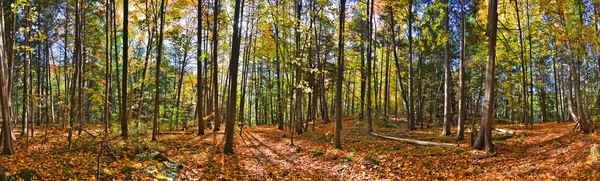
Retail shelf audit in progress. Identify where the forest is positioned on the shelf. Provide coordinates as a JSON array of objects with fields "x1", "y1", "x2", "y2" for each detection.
[{"x1": 0, "y1": 0, "x2": 600, "y2": 179}]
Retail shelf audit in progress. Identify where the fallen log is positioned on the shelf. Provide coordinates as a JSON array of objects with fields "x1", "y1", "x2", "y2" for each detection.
[
  {"x1": 156, "y1": 131, "x2": 195, "y2": 135},
  {"x1": 370, "y1": 132, "x2": 456, "y2": 148},
  {"x1": 493, "y1": 127, "x2": 520, "y2": 136}
]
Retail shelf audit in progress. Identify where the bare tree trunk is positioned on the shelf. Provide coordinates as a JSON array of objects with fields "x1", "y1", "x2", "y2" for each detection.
[
  {"x1": 407, "y1": 0, "x2": 415, "y2": 131},
  {"x1": 0, "y1": 0, "x2": 15, "y2": 155},
  {"x1": 294, "y1": 0, "x2": 304, "y2": 135},
  {"x1": 211, "y1": 0, "x2": 221, "y2": 132},
  {"x1": 442, "y1": 0, "x2": 452, "y2": 136},
  {"x1": 136, "y1": 0, "x2": 158, "y2": 126},
  {"x1": 513, "y1": 0, "x2": 529, "y2": 129},
  {"x1": 197, "y1": 0, "x2": 205, "y2": 135},
  {"x1": 174, "y1": 47, "x2": 190, "y2": 130},
  {"x1": 334, "y1": 0, "x2": 346, "y2": 149},
  {"x1": 103, "y1": 0, "x2": 112, "y2": 134},
  {"x1": 388, "y1": 6, "x2": 409, "y2": 126},
  {"x1": 366, "y1": 0, "x2": 374, "y2": 132},
  {"x1": 552, "y1": 48, "x2": 562, "y2": 123},
  {"x1": 120, "y1": 0, "x2": 129, "y2": 139},
  {"x1": 473, "y1": 0, "x2": 497, "y2": 152},
  {"x1": 153, "y1": 0, "x2": 166, "y2": 141},
  {"x1": 223, "y1": 0, "x2": 243, "y2": 154},
  {"x1": 457, "y1": 0, "x2": 467, "y2": 140},
  {"x1": 67, "y1": 0, "x2": 81, "y2": 149}
]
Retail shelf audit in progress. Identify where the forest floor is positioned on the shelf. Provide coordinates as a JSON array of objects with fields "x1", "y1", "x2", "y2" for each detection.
[{"x1": 1, "y1": 116, "x2": 600, "y2": 180}]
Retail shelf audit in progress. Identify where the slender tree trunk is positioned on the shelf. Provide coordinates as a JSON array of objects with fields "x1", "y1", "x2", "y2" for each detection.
[
  {"x1": 384, "y1": 46, "x2": 390, "y2": 116},
  {"x1": 23, "y1": 4, "x2": 32, "y2": 139},
  {"x1": 294, "y1": 0, "x2": 304, "y2": 135},
  {"x1": 407, "y1": 0, "x2": 415, "y2": 131},
  {"x1": 153, "y1": 0, "x2": 166, "y2": 141},
  {"x1": 334, "y1": 0, "x2": 346, "y2": 149},
  {"x1": 442, "y1": 0, "x2": 452, "y2": 136},
  {"x1": 136, "y1": 0, "x2": 158, "y2": 126},
  {"x1": 67, "y1": 0, "x2": 81, "y2": 149},
  {"x1": 389, "y1": 7, "x2": 409, "y2": 127},
  {"x1": 552, "y1": 48, "x2": 562, "y2": 123},
  {"x1": 174, "y1": 48, "x2": 189, "y2": 130},
  {"x1": 526, "y1": 0, "x2": 534, "y2": 128},
  {"x1": 120, "y1": 0, "x2": 129, "y2": 139},
  {"x1": 366, "y1": 0, "x2": 374, "y2": 132},
  {"x1": 212, "y1": 0, "x2": 221, "y2": 131},
  {"x1": 513, "y1": 0, "x2": 529, "y2": 129},
  {"x1": 103, "y1": 0, "x2": 112, "y2": 134},
  {"x1": 197, "y1": 0, "x2": 205, "y2": 135},
  {"x1": 457, "y1": 0, "x2": 467, "y2": 140}
]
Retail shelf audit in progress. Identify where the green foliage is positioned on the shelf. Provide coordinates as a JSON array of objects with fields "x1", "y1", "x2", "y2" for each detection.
[
  {"x1": 313, "y1": 149, "x2": 324, "y2": 157},
  {"x1": 366, "y1": 156, "x2": 380, "y2": 165}
]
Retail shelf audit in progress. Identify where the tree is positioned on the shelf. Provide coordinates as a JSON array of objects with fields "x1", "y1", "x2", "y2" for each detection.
[
  {"x1": 442, "y1": 0, "x2": 452, "y2": 136},
  {"x1": 103, "y1": 0, "x2": 112, "y2": 134},
  {"x1": 0, "y1": 0, "x2": 14, "y2": 155},
  {"x1": 365, "y1": 0, "x2": 374, "y2": 133},
  {"x1": 67, "y1": 0, "x2": 82, "y2": 149},
  {"x1": 153, "y1": 0, "x2": 166, "y2": 141},
  {"x1": 135, "y1": 0, "x2": 159, "y2": 126},
  {"x1": 197, "y1": 0, "x2": 205, "y2": 136},
  {"x1": 388, "y1": 5, "x2": 409, "y2": 131},
  {"x1": 211, "y1": 0, "x2": 221, "y2": 132},
  {"x1": 121, "y1": 0, "x2": 129, "y2": 139},
  {"x1": 456, "y1": 0, "x2": 467, "y2": 140},
  {"x1": 473, "y1": 0, "x2": 498, "y2": 152},
  {"x1": 223, "y1": 0, "x2": 243, "y2": 155},
  {"x1": 334, "y1": 0, "x2": 346, "y2": 149},
  {"x1": 513, "y1": 0, "x2": 529, "y2": 129},
  {"x1": 407, "y1": 0, "x2": 415, "y2": 131}
]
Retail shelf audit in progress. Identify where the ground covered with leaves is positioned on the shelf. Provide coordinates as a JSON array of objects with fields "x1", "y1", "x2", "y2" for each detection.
[{"x1": 1, "y1": 117, "x2": 600, "y2": 180}]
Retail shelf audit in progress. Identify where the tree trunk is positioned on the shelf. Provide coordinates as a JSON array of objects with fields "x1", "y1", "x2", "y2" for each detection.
[
  {"x1": 334, "y1": 0, "x2": 346, "y2": 149},
  {"x1": 212, "y1": 0, "x2": 221, "y2": 132},
  {"x1": 197, "y1": 0, "x2": 205, "y2": 135},
  {"x1": 473, "y1": 0, "x2": 497, "y2": 152},
  {"x1": 224, "y1": 0, "x2": 243, "y2": 154},
  {"x1": 366, "y1": 0, "x2": 374, "y2": 132},
  {"x1": 120, "y1": 0, "x2": 129, "y2": 139},
  {"x1": 388, "y1": 7, "x2": 409, "y2": 127},
  {"x1": 457, "y1": 0, "x2": 467, "y2": 140},
  {"x1": 153, "y1": 0, "x2": 166, "y2": 141},
  {"x1": 0, "y1": 0, "x2": 15, "y2": 155},
  {"x1": 513, "y1": 0, "x2": 529, "y2": 129},
  {"x1": 407, "y1": 0, "x2": 415, "y2": 131},
  {"x1": 294, "y1": 0, "x2": 304, "y2": 135},
  {"x1": 67, "y1": 0, "x2": 81, "y2": 149},
  {"x1": 442, "y1": 0, "x2": 452, "y2": 136},
  {"x1": 174, "y1": 48, "x2": 189, "y2": 130}
]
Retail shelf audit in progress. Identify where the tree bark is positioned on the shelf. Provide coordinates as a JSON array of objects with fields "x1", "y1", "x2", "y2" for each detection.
[
  {"x1": 224, "y1": 0, "x2": 243, "y2": 154},
  {"x1": 407, "y1": 0, "x2": 415, "y2": 131},
  {"x1": 366, "y1": 0, "x2": 374, "y2": 132},
  {"x1": 334, "y1": 0, "x2": 346, "y2": 149},
  {"x1": 197, "y1": 0, "x2": 205, "y2": 135},
  {"x1": 442, "y1": 0, "x2": 452, "y2": 136},
  {"x1": 513, "y1": 0, "x2": 529, "y2": 129},
  {"x1": 0, "y1": 0, "x2": 15, "y2": 155},
  {"x1": 457, "y1": 0, "x2": 467, "y2": 140},
  {"x1": 473, "y1": 0, "x2": 497, "y2": 152},
  {"x1": 212, "y1": 0, "x2": 221, "y2": 132},
  {"x1": 120, "y1": 0, "x2": 129, "y2": 139},
  {"x1": 153, "y1": 0, "x2": 166, "y2": 141}
]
